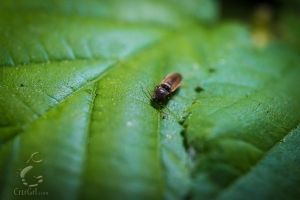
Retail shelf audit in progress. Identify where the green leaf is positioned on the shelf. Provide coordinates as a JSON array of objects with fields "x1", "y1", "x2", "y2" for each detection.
[
  {"x1": 183, "y1": 41, "x2": 300, "y2": 199},
  {"x1": 0, "y1": 1, "x2": 300, "y2": 200}
]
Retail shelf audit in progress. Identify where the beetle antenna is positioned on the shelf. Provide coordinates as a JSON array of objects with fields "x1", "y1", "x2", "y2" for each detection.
[
  {"x1": 142, "y1": 90, "x2": 151, "y2": 101},
  {"x1": 141, "y1": 83, "x2": 152, "y2": 100},
  {"x1": 142, "y1": 85, "x2": 151, "y2": 101},
  {"x1": 144, "y1": 83, "x2": 152, "y2": 98}
]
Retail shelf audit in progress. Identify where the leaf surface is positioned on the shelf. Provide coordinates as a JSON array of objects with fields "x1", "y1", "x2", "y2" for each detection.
[{"x1": 0, "y1": 1, "x2": 300, "y2": 200}]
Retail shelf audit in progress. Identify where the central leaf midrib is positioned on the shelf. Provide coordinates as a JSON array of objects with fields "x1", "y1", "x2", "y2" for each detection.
[
  {"x1": 156, "y1": 109, "x2": 164, "y2": 199},
  {"x1": 77, "y1": 81, "x2": 98, "y2": 199}
]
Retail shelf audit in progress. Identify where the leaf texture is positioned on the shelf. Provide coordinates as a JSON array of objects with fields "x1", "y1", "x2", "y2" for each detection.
[{"x1": 0, "y1": 0, "x2": 300, "y2": 200}]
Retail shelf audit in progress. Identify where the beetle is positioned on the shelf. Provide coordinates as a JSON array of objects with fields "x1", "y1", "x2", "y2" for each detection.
[
  {"x1": 143, "y1": 73, "x2": 182, "y2": 118},
  {"x1": 151, "y1": 73, "x2": 182, "y2": 103}
]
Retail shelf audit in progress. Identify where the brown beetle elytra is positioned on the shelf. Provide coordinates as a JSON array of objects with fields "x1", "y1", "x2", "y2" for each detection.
[{"x1": 152, "y1": 73, "x2": 182, "y2": 103}]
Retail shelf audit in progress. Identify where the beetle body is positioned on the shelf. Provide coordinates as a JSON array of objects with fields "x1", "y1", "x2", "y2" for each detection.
[{"x1": 152, "y1": 73, "x2": 182, "y2": 103}]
